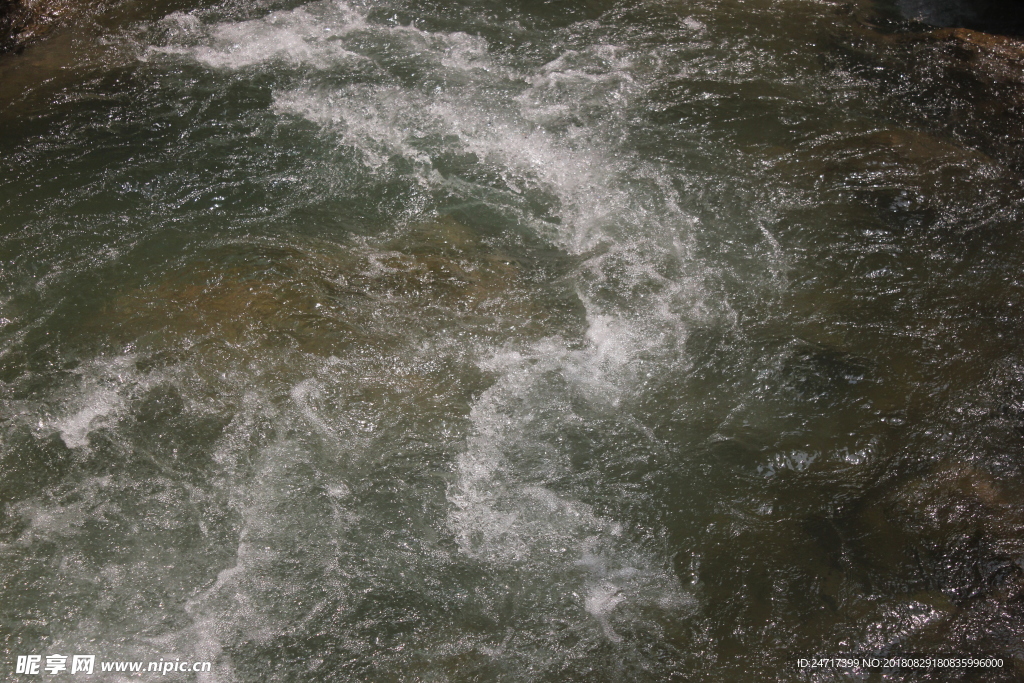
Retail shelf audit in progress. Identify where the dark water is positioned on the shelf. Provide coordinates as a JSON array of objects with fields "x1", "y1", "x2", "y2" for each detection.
[{"x1": 2, "y1": 0, "x2": 1024, "y2": 680}]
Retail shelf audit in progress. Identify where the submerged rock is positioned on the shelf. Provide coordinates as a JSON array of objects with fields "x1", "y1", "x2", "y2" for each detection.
[
  {"x1": 830, "y1": 8, "x2": 1024, "y2": 172},
  {"x1": 893, "y1": 0, "x2": 1024, "y2": 38},
  {"x1": 90, "y1": 217, "x2": 554, "y2": 359},
  {"x1": 0, "y1": 0, "x2": 96, "y2": 53},
  {"x1": 932, "y1": 25, "x2": 1024, "y2": 57}
]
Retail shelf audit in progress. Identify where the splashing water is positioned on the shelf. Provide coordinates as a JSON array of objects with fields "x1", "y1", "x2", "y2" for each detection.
[{"x1": 4, "y1": 0, "x2": 1024, "y2": 679}]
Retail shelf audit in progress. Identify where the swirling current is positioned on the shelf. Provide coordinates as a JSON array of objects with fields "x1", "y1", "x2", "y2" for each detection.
[{"x1": 3, "y1": 0, "x2": 1024, "y2": 680}]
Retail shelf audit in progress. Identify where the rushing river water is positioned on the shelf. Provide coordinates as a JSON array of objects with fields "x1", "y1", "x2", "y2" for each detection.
[{"x1": 3, "y1": 0, "x2": 1024, "y2": 680}]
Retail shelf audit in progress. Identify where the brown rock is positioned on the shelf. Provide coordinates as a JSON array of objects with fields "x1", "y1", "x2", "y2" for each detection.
[
  {"x1": 88, "y1": 218, "x2": 548, "y2": 358},
  {"x1": 0, "y1": 0, "x2": 82, "y2": 53}
]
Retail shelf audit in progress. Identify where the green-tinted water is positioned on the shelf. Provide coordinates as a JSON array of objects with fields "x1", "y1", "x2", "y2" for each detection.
[{"x1": 3, "y1": 0, "x2": 1024, "y2": 680}]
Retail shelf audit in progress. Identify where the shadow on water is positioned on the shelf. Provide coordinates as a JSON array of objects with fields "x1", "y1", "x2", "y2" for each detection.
[{"x1": 875, "y1": 0, "x2": 1024, "y2": 37}]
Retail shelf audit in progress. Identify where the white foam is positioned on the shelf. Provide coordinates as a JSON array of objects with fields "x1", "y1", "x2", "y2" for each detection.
[
  {"x1": 7, "y1": 476, "x2": 115, "y2": 543},
  {"x1": 148, "y1": 4, "x2": 369, "y2": 69},
  {"x1": 51, "y1": 355, "x2": 140, "y2": 448},
  {"x1": 147, "y1": 0, "x2": 495, "y2": 81},
  {"x1": 451, "y1": 337, "x2": 698, "y2": 640},
  {"x1": 54, "y1": 387, "x2": 122, "y2": 448},
  {"x1": 136, "y1": 1, "x2": 748, "y2": 653},
  {"x1": 156, "y1": 4, "x2": 668, "y2": 256},
  {"x1": 273, "y1": 87, "x2": 437, "y2": 171},
  {"x1": 518, "y1": 44, "x2": 638, "y2": 129},
  {"x1": 290, "y1": 378, "x2": 334, "y2": 437},
  {"x1": 682, "y1": 17, "x2": 706, "y2": 33}
]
